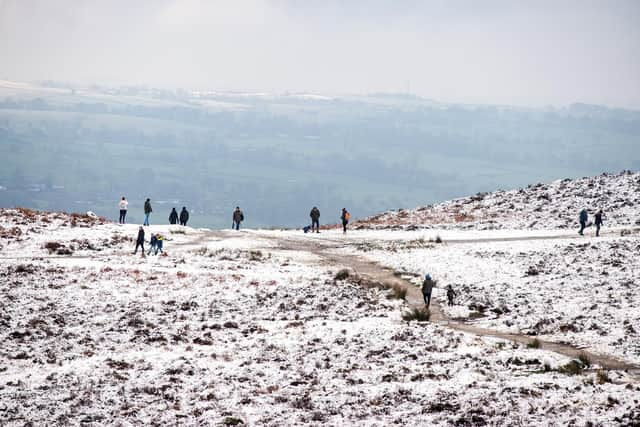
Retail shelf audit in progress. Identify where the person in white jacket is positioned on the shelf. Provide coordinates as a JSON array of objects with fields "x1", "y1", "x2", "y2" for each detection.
[{"x1": 119, "y1": 197, "x2": 129, "y2": 224}]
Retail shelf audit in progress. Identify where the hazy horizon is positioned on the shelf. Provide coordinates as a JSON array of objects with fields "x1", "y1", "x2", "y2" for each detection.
[{"x1": 2, "y1": 0, "x2": 639, "y2": 109}]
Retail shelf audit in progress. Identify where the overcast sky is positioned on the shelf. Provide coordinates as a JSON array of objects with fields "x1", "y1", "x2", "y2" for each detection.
[{"x1": 1, "y1": 0, "x2": 639, "y2": 108}]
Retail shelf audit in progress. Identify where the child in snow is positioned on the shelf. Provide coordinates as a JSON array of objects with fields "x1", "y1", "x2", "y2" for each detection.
[
  {"x1": 156, "y1": 234, "x2": 164, "y2": 254},
  {"x1": 148, "y1": 234, "x2": 158, "y2": 255},
  {"x1": 446, "y1": 285, "x2": 456, "y2": 306},
  {"x1": 422, "y1": 274, "x2": 435, "y2": 308}
]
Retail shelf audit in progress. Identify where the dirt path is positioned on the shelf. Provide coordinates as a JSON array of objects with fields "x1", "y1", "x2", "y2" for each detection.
[{"x1": 261, "y1": 233, "x2": 640, "y2": 377}]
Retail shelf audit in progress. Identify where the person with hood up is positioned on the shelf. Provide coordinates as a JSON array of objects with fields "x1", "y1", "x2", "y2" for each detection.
[
  {"x1": 578, "y1": 208, "x2": 588, "y2": 235},
  {"x1": 232, "y1": 207, "x2": 244, "y2": 230},
  {"x1": 179, "y1": 207, "x2": 189, "y2": 226},
  {"x1": 422, "y1": 273, "x2": 435, "y2": 308},
  {"x1": 133, "y1": 226, "x2": 145, "y2": 256},
  {"x1": 310, "y1": 207, "x2": 321, "y2": 233},
  {"x1": 119, "y1": 196, "x2": 128, "y2": 224},
  {"x1": 144, "y1": 198, "x2": 153, "y2": 226},
  {"x1": 341, "y1": 208, "x2": 350, "y2": 234},
  {"x1": 169, "y1": 208, "x2": 179, "y2": 225}
]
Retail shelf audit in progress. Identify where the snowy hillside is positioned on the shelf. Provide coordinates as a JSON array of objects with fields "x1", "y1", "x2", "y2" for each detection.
[
  {"x1": 1, "y1": 200, "x2": 640, "y2": 425},
  {"x1": 353, "y1": 171, "x2": 640, "y2": 230}
]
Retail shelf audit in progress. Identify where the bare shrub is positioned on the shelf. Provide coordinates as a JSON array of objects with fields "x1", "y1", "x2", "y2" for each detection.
[{"x1": 402, "y1": 307, "x2": 431, "y2": 322}]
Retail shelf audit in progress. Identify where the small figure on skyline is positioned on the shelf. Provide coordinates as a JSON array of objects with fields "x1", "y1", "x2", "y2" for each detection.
[
  {"x1": 119, "y1": 196, "x2": 128, "y2": 224},
  {"x1": 341, "y1": 208, "x2": 350, "y2": 234},
  {"x1": 179, "y1": 207, "x2": 189, "y2": 226},
  {"x1": 232, "y1": 207, "x2": 244, "y2": 230},
  {"x1": 310, "y1": 206, "x2": 321, "y2": 233},
  {"x1": 169, "y1": 208, "x2": 178, "y2": 225},
  {"x1": 144, "y1": 198, "x2": 153, "y2": 226},
  {"x1": 578, "y1": 208, "x2": 588, "y2": 235},
  {"x1": 595, "y1": 209, "x2": 603, "y2": 237}
]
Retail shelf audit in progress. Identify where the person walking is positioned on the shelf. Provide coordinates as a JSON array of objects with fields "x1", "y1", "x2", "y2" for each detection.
[
  {"x1": 310, "y1": 207, "x2": 320, "y2": 233},
  {"x1": 118, "y1": 196, "x2": 128, "y2": 224},
  {"x1": 446, "y1": 285, "x2": 457, "y2": 306},
  {"x1": 147, "y1": 233, "x2": 158, "y2": 255},
  {"x1": 578, "y1": 208, "x2": 588, "y2": 235},
  {"x1": 133, "y1": 226, "x2": 145, "y2": 256},
  {"x1": 169, "y1": 208, "x2": 178, "y2": 225},
  {"x1": 595, "y1": 209, "x2": 603, "y2": 237},
  {"x1": 341, "y1": 208, "x2": 350, "y2": 234},
  {"x1": 422, "y1": 273, "x2": 435, "y2": 308},
  {"x1": 232, "y1": 207, "x2": 244, "y2": 230},
  {"x1": 179, "y1": 207, "x2": 189, "y2": 226},
  {"x1": 156, "y1": 234, "x2": 164, "y2": 254},
  {"x1": 144, "y1": 198, "x2": 153, "y2": 226}
]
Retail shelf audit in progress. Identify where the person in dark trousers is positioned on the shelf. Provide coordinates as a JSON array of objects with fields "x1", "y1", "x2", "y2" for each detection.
[
  {"x1": 179, "y1": 207, "x2": 189, "y2": 226},
  {"x1": 148, "y1": 233, "x2": 158, "y2": 255},
  {"x1": 119, "y1": 196, "x2": 128, "y2": 224},
  {"x1": 446, "y1": 285, "x2": 456, "y2": 306},
  {"x1": 156, "y1": 234, "x2": 164, "y2": 254},
  {"x1": 232, "y1": 207, "x2": 244, "y2": 230},
  {"x1": 133, "y1": 226, "x2": 145, "y2": 255},
  {"x1": 578, "y1": 208, "x2": 588, "y2": 235},
  {"x1": 310, "y1": 207, "x2": 321, "y2": 233},
  {"x1": 144, "y1": 198, "x2": 153, "y2": 226},
  {"x1": 422, "y1": 274, "x2": 435, "y2": 308},
  {"x1": 595, "y1": 209, "x2": 603, "y2": 237},
  {"x1": 169, "y1": 208, "x2": 179, "y2": 225},
  {"x1": 341, "y1": 208, "x2": 350, "y2": 234}
]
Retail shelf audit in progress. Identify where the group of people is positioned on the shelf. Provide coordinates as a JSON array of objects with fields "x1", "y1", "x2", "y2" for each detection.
[
  {"x1": 132, "y1": 227, "x2": 164, "y2": 256},
  {"x1": 118, "y1": 197, "x2": 190, "y2": 227},
  {"x1": 421, "y1": 273, "x2": 456, "y2": 308},
  {"x1": 304, "y1": 207, "x2": 351, "y2": 234},
  {"x1": 579, "y1": 208, "x2": 604, "y2": 236}
]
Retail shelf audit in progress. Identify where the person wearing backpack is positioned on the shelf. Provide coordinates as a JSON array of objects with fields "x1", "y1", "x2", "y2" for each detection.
[
  {"x1": 118, "y1": 196, "x2": 128, "y2": 224},
  {"x1": 232, "y1": 207, "x2": 244, "y2": 230},
  {"x1": 341, "y1": 208, "x2": 350, "y2": 234},
  {"x1": 179, "y1": 207, "x2": 189, "y2": 226},
  {"x1": 310, "y1": 207, "x2": 321, "y2": 233},
  {"x1": 144, "y1": 198, "x2": 153, "y2": 226},
  {"x1": 422, "y1": 274, "x2": 435, "y2": 308},
  {"x1": 169, "y1": 208, "x2": 179, "y2": 225}
]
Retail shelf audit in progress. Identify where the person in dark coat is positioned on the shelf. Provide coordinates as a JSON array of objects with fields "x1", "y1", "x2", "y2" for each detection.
[
  {"x1": 595, "y1": 209, "x2": 603, "y2": 237},
  {"x1": 578, "y1": 208, "x2": 588, "y2": 235},
  {"x1": 422, "y1": 274, "x2": 435, "y2": 308},
  {"x1": 310, "y1": 207, "x2": 320, "y2": 233},
  {"x1": 341, "y1": 208, "x2": 350, "y2": 234},
  {"x1": 232, "y1": 207, "x2": 244, "y2": 230},
  {"x1": 169, "y1": 208, "x2": 179, "y2": 225},
  {"x1": 147, "y1": 234, "x2": 158, "y2": 255},
  {"x1": 144, "y1": 198, "x2": 153, "y2": 226},
  {"x1": 133, "y1": 226, "x2": 145, "y2": 255},
  {"x1": 446, "y1": 285, "x2": 457, "y2": 306},
  {"x1": 179, "y1": 207, "x2": 189, "y2": 226}
]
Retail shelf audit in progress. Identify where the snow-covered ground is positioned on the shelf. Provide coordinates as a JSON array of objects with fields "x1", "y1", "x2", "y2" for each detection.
[
  {"x1": 352, "y1": 171, "x2": 640, "y2": 230},
  {"x1": 1, "y1": 207, "x2": 640, "y2": 425}
]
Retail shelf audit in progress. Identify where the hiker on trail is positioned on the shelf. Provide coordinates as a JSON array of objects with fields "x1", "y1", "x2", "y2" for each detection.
[
  {"x1": 341, "y1": 208, "x2": 350, "y2": 234},
  {"x1": 119, "y1": 197, "x2": 128, "y2": 224},
  {"x1": 156, "y1": 234, "x2": 164, "y2": 254},
  {"x1": 595, "y1": 209, "x2": 603, "y2": 237},
  {"x1": 310, "y1": 207, "x2": 321, "y2": 233},
  {"x1": 179, "y1": 207, "x2": 189, "y2": 226},
  {"x1": 422, "y1": 274, "x2": 435, "y2": 308},
  {"x1": 169, "y1": 208, "x2": 178, "y2": 225},
  {"x1": 133, "y1": 226, "x2": 145, "y2": 256},
  {"x1": 446, "y1": 285, "x2": 456, "y2": 306},
  {"x1": 232, "y1": 207, "x2": 244, "y2": 230},
  {"x1": 144, "y1": 198, "x2": 153, "y2": 226},
  {"x1": 578, "y1": 208, "x2": 588, "y2": 235},
  {"x1": 148, "y1": 233, "x2": 158, "y2": 255}
]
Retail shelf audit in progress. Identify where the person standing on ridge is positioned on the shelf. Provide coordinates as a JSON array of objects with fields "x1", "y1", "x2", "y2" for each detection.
[
  {"x1": 179, "y1": 207, "x2": 189, "y2": 226},
  {"x1": 119, "y1": 196, "x2": 128, "y2": 224},
  {"x1": 232, "y1": 207, "x2": 244, "y2": 230},
  {"x1": 595, "y1": 209, "x2": 603, "y2": 237},
  {"x1": 169, "y1": 208, "x2": 178, "y2": 225},
  {"x1": 133, "y1": 226, "x2": 145, "y2": 256},
  {"x1": 578, "y1": 208, "x2": 588, "y2": 235},
  {"x1": 310, "y1": 206, "x2": 321, "y2": 233},
  {"x1": 144, "y1": 198, "x2": 153, "y2": 226},
  {"x1": 422, "y1": 273, "x2": 435, "y2": 308},
  {"x1": 341, "y1": 208, "x2": 350, "y2": 234}
]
